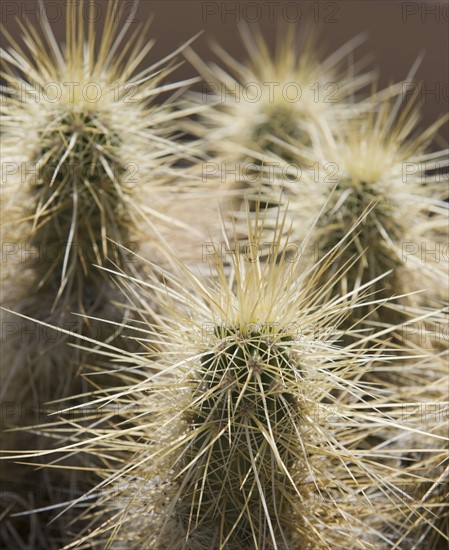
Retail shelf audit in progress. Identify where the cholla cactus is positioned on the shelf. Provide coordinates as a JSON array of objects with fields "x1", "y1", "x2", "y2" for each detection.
[
  {"x1": 185, "y1": 26, "x2": 448, "y2": 333},
  {"x1": 183, "y1": 26, "x2": 393, "y2": 263},
  {"x1": 18, "y1": 209, "x2": 446, "y2": 549},
  {"x1": 0, "y1": 0, "x2": 200, "y2": 544},
  {"x1": 292, "y1": 95, "x2": 449, "y2": 331},
  {"x1": 228, "y1": 83, "x2": 448, "y2": 336},
  {"x1": 185, "y1": 25, "x2": 374, "y2": 162},
  {"x1": 0, "y1": 0, "x2": 202, "y2": 402},
  {"x1": 1, "y1": 0, "x2": 198, "y2": 309},
  {"x1": 1, "y1": 12, "x2": 448, "y2": 550}
]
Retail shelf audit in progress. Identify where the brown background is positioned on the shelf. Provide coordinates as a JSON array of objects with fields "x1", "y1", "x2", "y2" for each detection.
[{"x1": 1, "y1": 0, "x2": 448, "y2": 144}]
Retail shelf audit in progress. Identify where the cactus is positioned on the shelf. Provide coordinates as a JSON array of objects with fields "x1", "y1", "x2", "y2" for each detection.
[
  {"x1": 1, "y1": 0, "x2": 199, "y2": 308},
  {"x1": 183, "y1": 25, "x2": 377, "y2": 220},
  {"x1": 0, "y1": 0, "x2": 200, "y2": 545},
  {"x1": 0, "y1": 0, "x2": 201, "y2": 412},
  {"x1": 186, "y1": 25, "x2": 374, "y2": 160},
  {"x1": 298, "y1": 95, "x2": 448, "y2": 333},
  {"x1": 13, "y1": 209, "x2": 445, "y2": 549},
  {"x1": 180, "y1": 327, "x2": 300, "y2": 547}
]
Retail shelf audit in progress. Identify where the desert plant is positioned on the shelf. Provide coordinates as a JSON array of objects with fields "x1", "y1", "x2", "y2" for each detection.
[
  {"x1": 279, "y1": 93, "x2": 448, "y2": 334},
  {"x1": 10, "y1": 209, "x2": 446, "y2": 549},
  {"x1": 0, "y1": 0, "x2": 201, "y2": 421},
  {"x1": 185, "y1": 25, "x2": 375, "y2": 161},
  {"x1": 0, "y1": 0, "x2": 201, "y2": 545},
  {"x1": 182, "y1": 25, "x2": 381, "y2": 222}
]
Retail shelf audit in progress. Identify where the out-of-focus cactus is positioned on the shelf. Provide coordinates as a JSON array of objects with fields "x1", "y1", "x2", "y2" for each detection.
[
  {"x1": 283, "y1": 95, "x2": 448, "y2": 334},
  {"x1": 0, "y1": 0, "x2": 200, "y2": 545},
  {"x1": 186, "y1": 25, "x2": 374, "y2": 161}
]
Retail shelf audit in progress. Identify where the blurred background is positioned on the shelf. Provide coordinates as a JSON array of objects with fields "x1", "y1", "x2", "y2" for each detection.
[{"x1": 1, "y1": 0, "x2": 448, "y2": 145}]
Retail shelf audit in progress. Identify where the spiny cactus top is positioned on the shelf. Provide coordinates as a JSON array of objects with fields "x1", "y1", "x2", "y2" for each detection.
[
  {"x1": 29, "y1": 210, "x2": 448, "y2": 549},
  {"x1": 0, "y1": 0, "x2": 198, "y2": 310},
  {"x1": 231, "y1": 87, "x2": 449, "y2": 332},
  {"x1": 0, "y1": 5, "x2": 201, "y2": 529},
  {"x1": 186, "y1": 25, "x2": 374, "y2": 164},
  {"x1": 301, "y1": 95, "x2": 448, "y2": 324}
]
